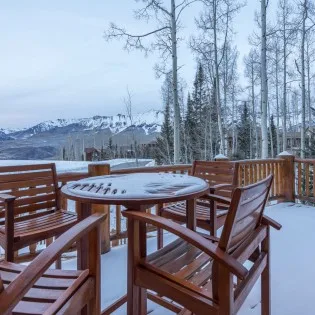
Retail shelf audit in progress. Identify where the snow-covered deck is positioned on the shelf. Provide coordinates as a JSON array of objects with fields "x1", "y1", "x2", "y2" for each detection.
[{"x1": 63, "y1": 202, "x2": 315, "y2": 315}]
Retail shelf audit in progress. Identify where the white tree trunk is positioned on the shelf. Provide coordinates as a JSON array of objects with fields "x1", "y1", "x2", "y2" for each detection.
[
  {"x1": 213, "y1": 0, "x2": 225, "y2": 154},
  {"x1": 301, "y1": 0, "x2": 307, "y2": 158},
  {"x1": 251, "y1": 63, "x2": 258, "y2": 158},
  {"x1": 307, "y1": 36, "x2": 312, "y2": 150},
  {"x1": 171, "y1": 0, "x2": 180, "y2": 163},
  {"x1": 261, "y1": 0, "x2": 268, "y2": 158},
  {"x1": 282, "y1": 5, "x2": 288, "y2": 152},
  {"x1": 275, "y1": 46, "x2": 280, "y2": 155}
]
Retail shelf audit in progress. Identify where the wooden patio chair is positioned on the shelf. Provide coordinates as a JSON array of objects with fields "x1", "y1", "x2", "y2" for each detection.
[
  {"x1": 0, "y1": 163, "x2": 78, "y2": 263},
  {"x1": 0, "y1": 213, "x2": 104, "y2": 315},
  {"x1": 157, "y1": 160, "x2": 239, "y2": 247},
  {"x1": 123, "y1": 174, "x2": 282, "y2": 315}
]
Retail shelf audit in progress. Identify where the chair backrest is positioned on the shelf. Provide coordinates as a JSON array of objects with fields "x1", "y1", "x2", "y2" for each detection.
[
  {"x1": 0, "y1": 164, "x2": 59, "y2": 219},
  {"x1": 218, "y1": 174, "x2": 273, "y2": 253},
  {"x1": 192, "y1": 160, "x2": 239, "y2": 198}
]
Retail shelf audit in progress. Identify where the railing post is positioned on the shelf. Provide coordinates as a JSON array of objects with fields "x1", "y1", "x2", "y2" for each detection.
[
  {"x1": 277, "y1": 151, "x2": 295, "y2": 202},
  {"x1": 88, "y1": 163, "x2": 111, "y2": 254}
]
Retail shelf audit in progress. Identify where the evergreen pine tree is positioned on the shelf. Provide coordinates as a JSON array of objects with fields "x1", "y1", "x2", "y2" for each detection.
[
  {"x1": 62, "y1": 147, "x2": 66, "y2": 160},
  {"x1": 155, "y1": 95, "x2": 174, "y2": 164},
  {"x1": 190, "y1": 63, "x2": 209, "y2": 160},
  {"x1": 154, "y1": 74, "x2": 174, "y2": 165},
  {"x1": 184, "y1": 93, "x2": 195, "y2": 163},
  {"x1": 237, "y1": 102, "x2": 251, "y2": 159},
  {"x1": 268, "y1": 115, "x2": 277, "y2": 157}
]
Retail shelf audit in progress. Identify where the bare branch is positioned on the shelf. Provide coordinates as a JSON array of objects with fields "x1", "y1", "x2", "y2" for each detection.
[{"x1": 176, "y1": 0, "x2": 200, "y2": 23}]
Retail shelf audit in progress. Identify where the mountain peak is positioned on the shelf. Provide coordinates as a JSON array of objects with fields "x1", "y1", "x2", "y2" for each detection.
[{"x1": 3, "y1": 110, "x2": 164, "y2": 139}]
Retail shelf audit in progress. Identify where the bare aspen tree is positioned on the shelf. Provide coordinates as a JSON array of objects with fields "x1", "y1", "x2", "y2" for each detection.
[
  {"x1": 270, "y1": 36, "x2": 281, "y2": 155},
  {"x1": 191, "y1": 0, "x2": 244, "y2": 155},
  {"x1": 124, "y1": 87, "x2": 139, "y2": 166},
  {"x1": 305, "y1": 31, "x2": 315, "y2": 150},
  {"x1": 104, "y1": 0, "x2": 198, "y2": 163},
  {"x1": 295, "y1": 0, "x2": 315, "y2": 157},
  {"x1": 244, "y1": 49, "x2": 260, "y2": 158},
  {"x1": 301, "y1": 0, "x2": 307, "y2": 158},
  {"x1": 261, "y1": 0, "x2": 269, "y2": 158},
  {"x1": 275, "y1": 0, "x2": 296, "y2": 152}
]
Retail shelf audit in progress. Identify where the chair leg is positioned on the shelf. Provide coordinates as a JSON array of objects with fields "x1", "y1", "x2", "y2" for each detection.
[
  {"x1": 209, "y1": 200, "x2": 217, "y2": 237},
  {"x1": 56, "y1": 256, "x2": 62, "y2": 269},
  {"x1": 127, "y1": 217, "x2": 147, "y2": 315},
  {"x1": 5, "y1": 245, "x2": 14, "y2": 262},
  {"x1": 55, "y1": 235, "x2": 62, "y2": 269},
  {"x1": 87, "y1": 226, "x2": 101, "y2": 315},
  {"x1": 156, "y1": 204, "x2": 163, "y2": 249},
  {"x1": 261, "y1": 227, "x2": 271, "y2": 315}
]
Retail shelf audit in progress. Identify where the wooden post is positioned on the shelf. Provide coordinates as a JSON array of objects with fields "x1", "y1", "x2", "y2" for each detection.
[
  {"x1": 277, "y1": 152, "x2": 295, "y2": 202},
  {"x1": 88, "y1": 163, "x2": 111, "y2": 254}
]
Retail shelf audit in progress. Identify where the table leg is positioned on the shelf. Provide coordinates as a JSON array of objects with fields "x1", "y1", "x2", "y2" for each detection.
[
  {"x1": 186, "y1": 199, "x2": 197, "y2": 231},
  {"x1": 126, "y1": 206, "x2": 147, "y2": 315},
  {"x1": 76, "y1": 202, "x2": 92, "y2": 270}
]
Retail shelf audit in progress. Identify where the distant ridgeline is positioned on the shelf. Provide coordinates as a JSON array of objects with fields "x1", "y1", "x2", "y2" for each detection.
[{"x1": 0, "y1": 110, "x2": 163, "y2": 160}]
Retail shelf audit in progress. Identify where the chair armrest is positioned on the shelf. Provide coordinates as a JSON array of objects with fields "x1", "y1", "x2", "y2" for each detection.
[
  {"x1": 201, "y1": 193, "x2": 231, "y2": 205},
  {"x1": 210, "y1": 184, "x2": 235, "y2": 193},
  {"x1": 0, "y1": 213, "x2": 105, "y2": 314},
  {"x1": 0, "y1": 195, "x2": 16, "y2": 243},
  {"x1": 123, "y1": 211, "x2": 248, "y2": 279},
  {"x1": 262, "y1": 215, "x2": 282, "y2": 230}
]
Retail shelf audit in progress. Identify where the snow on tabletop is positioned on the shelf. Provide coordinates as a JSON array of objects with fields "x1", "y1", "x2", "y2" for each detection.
[
  {"x1": 60, "y1": 202, "x2": 315, "y2": 314},
  {"x1": 68, "y1": 173, "x2": 209, "y2": 199}
]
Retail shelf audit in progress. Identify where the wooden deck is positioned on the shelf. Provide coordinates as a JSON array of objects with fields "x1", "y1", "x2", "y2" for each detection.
[{"x1": 59, "y1": 202, "x2": 313, "y2": 315}]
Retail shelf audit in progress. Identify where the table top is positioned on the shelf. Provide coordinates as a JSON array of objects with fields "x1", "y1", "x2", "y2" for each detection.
[{"x1": 61, "y1": 173, "x2": 209, "y2": 206}]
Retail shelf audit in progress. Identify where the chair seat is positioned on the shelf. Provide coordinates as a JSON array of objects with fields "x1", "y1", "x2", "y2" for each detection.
[
  {"x1": 146, "y1": 238, "x2": 214, "y2": 300},
  {"x1": 161, "y1": 201, "x2": 228, "y2": 224},
  {"x1": 0, "y1": 261, "x2": 93, "y2": 315},
  {"x1": 0, "y1": 210, "x2": 78, "y2": 243}
]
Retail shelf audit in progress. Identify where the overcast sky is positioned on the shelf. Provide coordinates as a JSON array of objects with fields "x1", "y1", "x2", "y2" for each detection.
[{"x1": 0, "y1": 0, "x2": 276, "y2": 128}]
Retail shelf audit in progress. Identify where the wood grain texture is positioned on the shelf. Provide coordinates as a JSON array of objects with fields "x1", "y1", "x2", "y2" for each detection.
[{"x1": 0, "y1": 213, "x2": 104, "y2": 315}]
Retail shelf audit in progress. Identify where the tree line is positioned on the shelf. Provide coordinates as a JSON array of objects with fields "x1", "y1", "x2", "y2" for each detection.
[{"x1": 105, "y1": 0, "x2": 315, "y2": 164}]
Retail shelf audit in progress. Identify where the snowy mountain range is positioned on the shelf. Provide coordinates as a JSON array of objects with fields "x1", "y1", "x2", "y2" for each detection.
[
  {"x1": 0, "y1": 110, "x2": 164, "y2": 160},
  {"x1": 0, "y1": 110, "x2": 164, "y2": 139}
]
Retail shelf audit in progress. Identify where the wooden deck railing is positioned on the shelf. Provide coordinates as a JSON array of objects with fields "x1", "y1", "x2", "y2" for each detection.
[
  {"x1": 3, "y1": 154, "x2": 312, "y2": 262},
  {"x1": 295, "y1": 158, "x2": 315, "y2": 203},
  {"x1": 55, "y1": 154, "x2": 315, "y2": 248},
  {"x1": 237, "y1": 159, "x2": 286, "y2": 201}
]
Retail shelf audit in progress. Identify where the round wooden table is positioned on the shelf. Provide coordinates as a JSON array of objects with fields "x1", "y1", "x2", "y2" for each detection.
[
  {"x1": 61, "y1": 172, "x2": 209, "y2": 314},
  {"x1": 62, "y1": 172, "x2": 209, "y2": 208}
]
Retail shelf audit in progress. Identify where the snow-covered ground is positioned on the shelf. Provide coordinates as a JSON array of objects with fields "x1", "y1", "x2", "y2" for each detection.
[
  {"x1": 0, "y1": 158, "x2": 153, "y2": 173},
  {"x1": 60, "y1": 202, "x2": 315, "y2": 315}
]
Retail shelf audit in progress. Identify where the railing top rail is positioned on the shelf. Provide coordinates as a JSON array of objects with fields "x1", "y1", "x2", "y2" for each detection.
[
  {"x1": 236, "y1": 158, "x2": 283, "y2": 165},
  {"x1": 295, "y1": 158, "x2": 315, "y2": 163},
  {"x1": 111, "y1": 164, "x2": 192, "y2": 175},
  {"x1": 57, "y1": 172, "x2": 89, "y2": 182}
]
